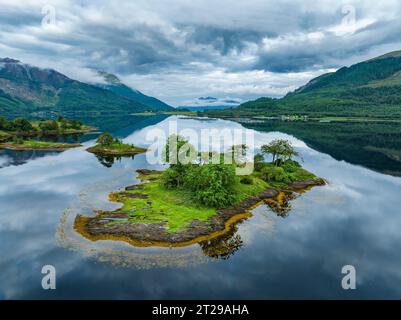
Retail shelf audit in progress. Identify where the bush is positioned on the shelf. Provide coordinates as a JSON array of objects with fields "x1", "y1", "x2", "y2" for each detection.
[
  {"x1": 240, "y1": 176, "x2": 254, "y2": 185},
  {"x1": 12, "y1": 136, "x2": 24, "y2": 144},
  {"x1": 282, "y1": 160, "x2": 301, "y2": 172},
  {"x1": 184, "y1": 164, "x2": 240, "y2": 208},
  {"x1": 38, "y1": 120, "x2": 59, "y2": 132},
  {"x1": 13, "y1": 118, "x2": 35, "y2": 132},
  {"x1": 262, "y1": 166, "x2": 291, "y2": 183},
  {"x1": 0, "y1": 117, "x2": 11, "y2": 131},
  {"x1": 96, "y1": 132, "x2": 114, "y2": 146}
]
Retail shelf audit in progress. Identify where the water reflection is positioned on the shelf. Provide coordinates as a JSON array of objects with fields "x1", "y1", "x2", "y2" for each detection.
[
  {"x1": 199, "y1": 225, "x2": 244, "y2": 260},
  {"x1": 2, "y1": 115, "x2": 401, "y2": 299},
  {"x1": 93, "y1": 154, "x2": 139, "y2": 168}
]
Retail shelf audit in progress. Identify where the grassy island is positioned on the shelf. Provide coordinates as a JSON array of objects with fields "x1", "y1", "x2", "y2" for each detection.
[
  {"x1": 86, "y1": 132, "x2": 147, "y2": 156},
  {"x1": 0, "y1": 116, "x2": 93, "y2": 139},
  {"x1": 0, "y1": 139, "x2": 82, "y2": 151},
  {"x1": 75, "y1": 136, "x2": 325, "y2": 247}
]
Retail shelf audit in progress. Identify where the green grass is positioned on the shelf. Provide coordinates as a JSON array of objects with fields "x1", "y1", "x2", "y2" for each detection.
[
  {"x1": 0, "y1": 130, "x2": 11, "y2": 141},
  {"x1": 105, "y1": 142, "x2": 142, "y2": 151},
  {"x1": 8, "y1": 140, "x2": 80, "y2": 148},
  {"x1": 113, "y1": 175, "x2": 217, "y2": 233},
  {"x1": 87, "y1": 141, "x2": 146, "y2": 156}
]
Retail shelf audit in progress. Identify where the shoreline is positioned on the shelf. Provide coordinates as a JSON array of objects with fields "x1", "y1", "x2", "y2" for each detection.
[
  {"x1": 86, "y1": 145, "x2": 147, "y2": 156},
  {"x1": 0, "y1": 142, "x2": 82, "y2": 151}
]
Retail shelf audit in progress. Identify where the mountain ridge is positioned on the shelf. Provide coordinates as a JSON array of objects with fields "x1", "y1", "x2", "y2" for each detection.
[
  {"x1": 204, "y1": 51, "x2": 401, "y2": 119},
  {"x1": 0, "y1": 58, "x2": 172, "y2": 117},
  {"x1": 95, "y1": 71, "x2": 173, "y2": 111}
]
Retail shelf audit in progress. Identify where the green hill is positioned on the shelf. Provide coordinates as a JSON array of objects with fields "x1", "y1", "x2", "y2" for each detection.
[
  {"x1": 205, "y1": 51, "x2": 401, "y2": 119},
  {"x1": 0, "y1": 58, "x2": 171, "y2": 118}
]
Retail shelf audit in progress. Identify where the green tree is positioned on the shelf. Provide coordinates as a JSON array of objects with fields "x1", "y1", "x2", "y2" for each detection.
[
  {"x1": 96, "y1": 132, "x2": 114, "y2": 146},
  {"x1": 13, "y1": 118, "x2": 34, "y2": 132},
  {"x1": 38, "y1": 120, "x2": 59, "y2": 132},
  {"x1": 253, "y1": 153, "x2": 265, "y2": 171},
  {"x1": 261, "y1": 139, "x2": 299, "y2": 166},
  {"x1": 163, "y1": 134, "x2": 196, "y2": 166},
  {"x1": 184, "y1": 163, "x2": 239, "y2": 208},
  {"x1": 0, "y1": 117, "x2": 11, "y2": 131},
  {"x1": 69, "y1": 120, "x2": 83, "y2": 130}
]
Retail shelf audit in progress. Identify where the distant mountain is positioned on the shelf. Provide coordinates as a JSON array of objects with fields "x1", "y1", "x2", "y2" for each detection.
[
  {"x1": 177, "y1": 105, "x2": 237, "y2": 112},
  {"x1": 205, "y1": 50, "x2": 401, "y2": 118},
  {"x1": 0, "y1": 58, "x2": 169, "y2": 117},
  {"x1": 96, "y1": 71, "x2": 173, "y2": 111}
]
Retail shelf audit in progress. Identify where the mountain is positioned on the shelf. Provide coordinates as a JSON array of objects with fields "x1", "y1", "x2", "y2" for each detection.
[
  {"x1": 204, "y1": 50, "x2": 401, "y2": 118},
  {"x1": 96, "y1": 71, "x2": 173, "y2": 111},
  {"x1": 0, "y1": 58, "x2": 168, "y2": 117},
  {"x1": 177, "y1": 105, "x2": 237, "y2": 112}
]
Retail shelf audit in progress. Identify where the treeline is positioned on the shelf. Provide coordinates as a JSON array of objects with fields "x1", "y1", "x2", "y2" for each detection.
[{"x1": 0, "y1": 116, "x2": 83, "y2": 133}]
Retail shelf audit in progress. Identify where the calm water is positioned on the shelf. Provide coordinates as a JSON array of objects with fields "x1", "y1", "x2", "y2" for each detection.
[{"x1": 1, "y1": 115, "x2": 401, "y2": 299}]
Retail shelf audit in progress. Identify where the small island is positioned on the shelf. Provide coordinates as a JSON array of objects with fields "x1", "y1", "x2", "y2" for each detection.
[
  {"x1": 75, "y1": 136, "x2": 325, "y2": 247},
  {"x1": 0, "y1": 116, "x2": 92, "y2": 151},
  {"x1": 0, "y1": 139, "x2": 82, "y2": 151},
  {"x1": 0, "y1": 116, "x2": 93, "y2": 138},
  {"x1": 86, "y1": 132, "x2": 147, "y2": 156}
]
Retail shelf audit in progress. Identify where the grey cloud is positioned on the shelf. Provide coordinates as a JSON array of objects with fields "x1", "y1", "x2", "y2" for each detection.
[{"x1": 1, "y1": 0, "x2": 401, "y2": 105}]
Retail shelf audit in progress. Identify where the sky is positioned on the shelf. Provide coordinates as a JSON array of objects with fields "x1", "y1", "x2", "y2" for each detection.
[{"x1": 1, "y1": 0, "x2": 401, "y2": 107}]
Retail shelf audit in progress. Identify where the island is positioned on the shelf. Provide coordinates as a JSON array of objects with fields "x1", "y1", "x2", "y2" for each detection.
[
  {"x1": 86, "y1": 132, "x2": 147, "y2": 156},
  {"x1": 75, "y1": 136, "x2": 325, "y2": 247},
  {"x1": 0, "y1": 116, "x2": 93, "y2": 151},
  {"x1": 0, "y1": 139, "x2": 82, "y2": 151},
  {"x1": 0, "y1": 116, "x2": 93, "y2": 138}
]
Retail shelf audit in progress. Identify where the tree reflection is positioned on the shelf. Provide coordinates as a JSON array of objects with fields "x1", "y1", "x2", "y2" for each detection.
[
  {"x1": 264, "y1": 192, "x2": 298, "y2": 218},
  {"x1": 199, "y1": 226, "x2": 243, "y2": 260}
]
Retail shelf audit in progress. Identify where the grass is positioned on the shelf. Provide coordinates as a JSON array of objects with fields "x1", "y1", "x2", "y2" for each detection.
[
  {"x1": 0, "y1": 130, "x2": 11, "y2": 141},
  {"x1": 114, "y1": 176, "x2": 217, "y2": 233},
  {"x1": 0, "y1": 139, "x2": 81, "y2": 150},
  {"x1": 87, "y1": 142, "x2": 147, "y2": 155}
]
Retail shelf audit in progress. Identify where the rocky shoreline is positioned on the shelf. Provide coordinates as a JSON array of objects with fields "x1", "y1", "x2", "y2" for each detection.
[{"x1": 74, "y1": 170, "x2": 325, "y2": 247}]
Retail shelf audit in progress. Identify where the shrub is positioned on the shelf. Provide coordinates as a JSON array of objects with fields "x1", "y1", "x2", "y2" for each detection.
[
  {"x1": 240, "y1": 176, "x2": 254, "y2": 185},
  {"x1": 0, "y1": 117, "x2": 12, "y2": 131},
  {"x1": 184, "y1": 164, "x2": 240, "y2": 208},
  {"x1": 96, "y1": 132, "x2": 114, "y2": 146},
  {"x1": 38, "y1": 120, "x2": 59, "y2": 132},
  {"x1": 282, "y1": 160, "x2": 301, "y2": 172},
  {"x1": 254, "y1": 153, "x2": 265, "y2": 172},
  {"x1": 262, "y1": 166, "x2": 290, "y2": 183},
  {"x1": 13, "y1": 118, "x2": 35, "y2": 132},
  {"x1": 12, "y1": 136, "x2": 24, "y2": 144}
]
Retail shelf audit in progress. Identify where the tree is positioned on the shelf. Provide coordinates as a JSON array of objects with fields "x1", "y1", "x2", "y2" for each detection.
[
  {"x1": 96, "y1": 132, "x2": 114, "y2": 146},
  {"x1": 13, "y1": 118, "x2": 34, "y2": 132},
  {"x1": 253, "y1": 153, "x2": 265, "y2": 171},
  {"x1": 38, "y1": 120, "x2": 59, "y2": 132},
  {"x1": 261, "y1": 139, "x2": 299, "y2": 166},
  {"x1": 69, "y1": 120, "x2": 83, "y2": 130},
  {"x1": 163, "y1": 134, "x2": 196, "y2": 166},
  {"x1": 0, "y1": 117, "x2": 11, "y2": 131},
  {"x1": 184, "y1": 163, "x2": 239, "y2": 208}
]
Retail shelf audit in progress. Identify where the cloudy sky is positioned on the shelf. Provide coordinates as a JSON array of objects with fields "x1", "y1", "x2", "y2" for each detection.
[{"x1": 1, "y1": 0, "x2": 401, "y2": 106}]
